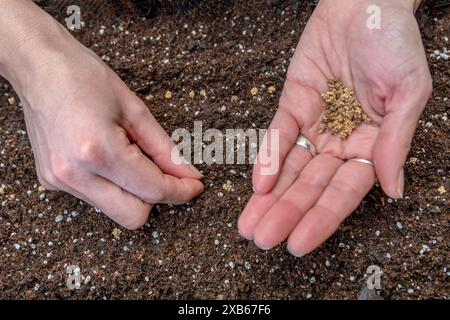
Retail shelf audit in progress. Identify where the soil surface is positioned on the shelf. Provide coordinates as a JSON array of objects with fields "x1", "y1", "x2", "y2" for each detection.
[{"x1": 0, "y1": 1, "x2": 448, "y2": 299}]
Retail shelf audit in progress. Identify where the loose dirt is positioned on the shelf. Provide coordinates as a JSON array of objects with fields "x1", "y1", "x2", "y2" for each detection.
[{"x1": 0, "y1": 1, "x2": 448, "y2": 299}]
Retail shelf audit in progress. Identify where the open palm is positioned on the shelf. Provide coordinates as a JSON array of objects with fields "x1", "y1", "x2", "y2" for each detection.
[{"x1": 238, "y1": 0, "x2": 432, "y2": 256}]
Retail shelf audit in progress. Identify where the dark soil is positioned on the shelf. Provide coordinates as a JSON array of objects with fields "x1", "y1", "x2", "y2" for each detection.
[{"x1": 0, "y1": 1, "x2": 448, "y2": 299}]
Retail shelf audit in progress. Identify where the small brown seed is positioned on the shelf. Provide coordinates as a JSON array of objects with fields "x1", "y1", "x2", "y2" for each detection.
[{"x1": 319, "y1": 79, "x2": 372, "y2": 140}]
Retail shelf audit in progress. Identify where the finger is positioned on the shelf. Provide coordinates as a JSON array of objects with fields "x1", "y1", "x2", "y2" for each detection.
[
  {"x1": 252, "y1": 109, "x2": 299, "y2": 194},
  {"x1": 238, "y1": 144, "x2": 313, "y2": 240},
  {"x1": 123, "y1": 93, "x2": 202, "y2": 179},
  {"x1": 252, "y1": 154, "x2": 342, "y2": 250},
  {"x1": 373, "y1": 77, "x2": 432, "y2": 199},
  {"x1": 88, "y1": 129, "x2": 204, "y2": 205},
  {"x1": 287, "y1": 160, "x2": 375, "y2": 257},
  {"x1": 115, "y1": 143, "x2": 204, "y2": 204},
  {"x1": 253, "y1": 82, "x2": 323, "y2": 194},
  {"x1": 63, "y1": 172, "x2": 152, "y2": 230}
]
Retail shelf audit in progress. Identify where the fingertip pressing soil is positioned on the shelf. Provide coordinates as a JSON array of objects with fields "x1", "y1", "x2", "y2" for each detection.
[{"x1": 0, "y1": 1, "x2": 448, "y2": 299}]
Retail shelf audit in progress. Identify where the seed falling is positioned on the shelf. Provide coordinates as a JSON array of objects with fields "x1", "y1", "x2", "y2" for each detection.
[{"x1": 319, "y1": 79, "x2": 372, "y2": 139}]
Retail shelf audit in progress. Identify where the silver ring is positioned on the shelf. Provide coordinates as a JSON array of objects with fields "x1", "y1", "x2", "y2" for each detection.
[
  {"x1": 296, "y1": 135, "x2": 317, "y2": 157},
  {"x1": 349, "y1": 158, "x2": 374, "y2": 166}
]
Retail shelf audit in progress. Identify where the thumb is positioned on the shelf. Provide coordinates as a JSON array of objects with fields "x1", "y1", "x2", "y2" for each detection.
[
  {"x1": 123, "y1": 94, "x2": 202, "y2": 180},
  {"x1": 373, "y1": 82, "x2": 432, "y2": 199}
]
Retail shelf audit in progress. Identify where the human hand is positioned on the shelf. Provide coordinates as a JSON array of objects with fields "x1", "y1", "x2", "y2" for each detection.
[
  {"x1": 238, "y1": 0, "x2": 432, "y2": 255},
  {"x1": 0, "y1": 2, "x2": 203, "y2": 230}
]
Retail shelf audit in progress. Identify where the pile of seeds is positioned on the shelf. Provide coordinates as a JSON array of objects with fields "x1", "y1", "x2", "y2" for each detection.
[{"x1": 319, "y1": 79, "x2": 372, "y2": 139}]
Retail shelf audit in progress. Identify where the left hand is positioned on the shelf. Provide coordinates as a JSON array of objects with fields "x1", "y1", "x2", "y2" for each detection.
[{"x1": 238, "y1": 0, "x2": 432, "y2": 256}]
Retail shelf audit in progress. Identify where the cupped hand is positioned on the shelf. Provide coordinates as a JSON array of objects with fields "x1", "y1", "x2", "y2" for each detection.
[
  {"x1": 238, "y1": 0, "x2": 432, "y2": 256},
  {"x1": 10, "y1": 24, "x2": 203, "y2": 230}
]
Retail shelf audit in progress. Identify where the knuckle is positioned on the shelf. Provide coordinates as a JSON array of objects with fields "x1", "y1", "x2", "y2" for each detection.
[
  {"x1": 74, "y1": 138, "x2": 106, "y2": 166},
  {"x1": 284, "y1": 153, "x2": 303, "y2": 175},
  {"x1": 329, "y1": 179, "x2": 360, "y2": 199},
  {"x1": 298, "y1": 171, "x2": 327, "y2": 190},
  {"x1": 127, "y1": 96, "x2": 150, "y2": 119},
  {"x1": 51, "y1": 158, "x2": 75, "y2": 184},
  {"x1": 317, "y1": 204, "x2": 342, "y2": 227}
]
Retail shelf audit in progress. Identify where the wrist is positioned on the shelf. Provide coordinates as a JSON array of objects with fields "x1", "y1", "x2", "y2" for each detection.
[{"x1": 0, "y1": 0, "x2": 70, "y2": 90}]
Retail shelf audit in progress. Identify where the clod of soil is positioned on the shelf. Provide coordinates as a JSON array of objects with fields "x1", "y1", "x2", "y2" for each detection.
[{"x1": 320, "y1": 79, "x2": 372, "y2": 139}]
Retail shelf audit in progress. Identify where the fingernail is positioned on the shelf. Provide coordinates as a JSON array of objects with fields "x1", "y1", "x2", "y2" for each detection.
[
  {"x1": 287, "y1": 244, "x2": 304, "y2": 258},
  {"x1": 254, "y1": 241, "x2": 273, "y2": 251},
  {"x1": 288, "y1": 249, "x2": 304, "y2": 258},
  {"x1": 190, "y1": 165, "x2": 203, "y2": 178},
  {"x1": 238, "y1": 229, "x2": 253, "y2": 241},
  {"x1": 397, "y1": 168, "x2": 404, "y2": 199}
]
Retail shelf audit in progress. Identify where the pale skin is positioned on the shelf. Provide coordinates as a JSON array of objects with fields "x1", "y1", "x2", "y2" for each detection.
[
  {"x1": 238, "y1": 0, "x2": 432, "y2": 256},
  {"x1": 0, "y1": 0, "x2": 204, "y2": 230},
  {"x1": 0, "y1": 1, "x2": 432, "y2": 255}
]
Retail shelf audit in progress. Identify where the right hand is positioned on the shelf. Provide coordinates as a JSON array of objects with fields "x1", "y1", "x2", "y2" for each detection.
[{"x1": 6, "y1": 23, "x2": 203, "y2": 230}]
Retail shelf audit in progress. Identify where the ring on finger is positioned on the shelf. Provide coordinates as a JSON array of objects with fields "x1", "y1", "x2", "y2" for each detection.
[
  {"x1": 295, "y1": 135, "x2": 317, "y2": 157},
  {"x1": 348, "y1": 158, "x2": 374, "y2": 166}
]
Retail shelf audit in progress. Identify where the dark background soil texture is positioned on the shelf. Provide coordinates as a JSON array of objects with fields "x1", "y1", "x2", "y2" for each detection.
[{"x1": 0, "y1": 1, "x2": 448, "y2": 299}]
